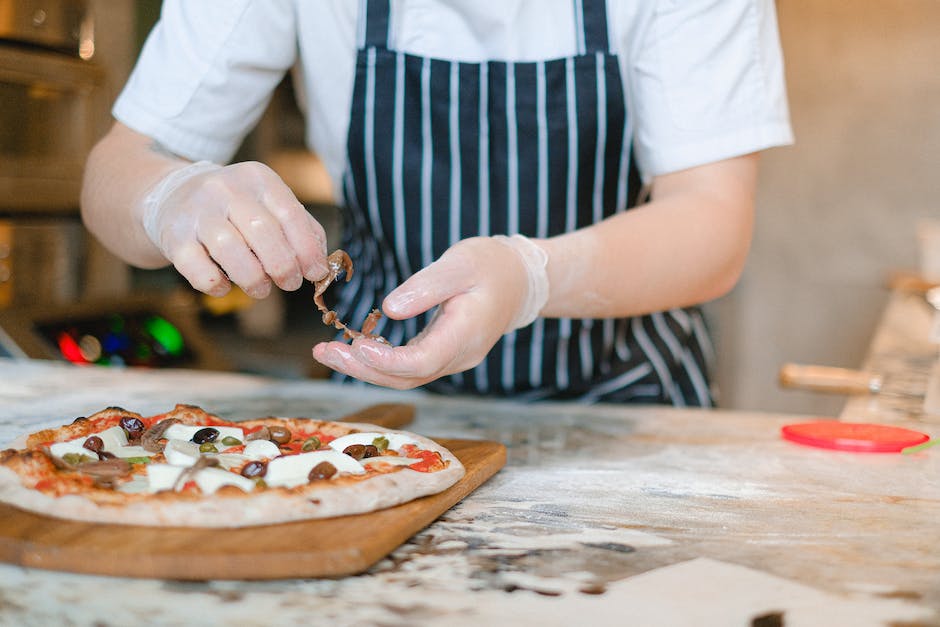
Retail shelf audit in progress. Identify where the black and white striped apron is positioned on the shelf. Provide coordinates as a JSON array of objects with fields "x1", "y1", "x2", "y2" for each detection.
[{"x1": 337, "y1": 0, "x2": 715, "y2": 406}]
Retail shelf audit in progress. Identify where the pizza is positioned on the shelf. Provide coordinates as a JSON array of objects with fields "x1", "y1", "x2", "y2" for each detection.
[{"x1": 0, "y1": 404, "x2": 464, "y2": 527}]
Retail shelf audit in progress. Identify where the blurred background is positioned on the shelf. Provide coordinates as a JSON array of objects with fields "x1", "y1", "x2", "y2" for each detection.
[{"x1": 0, "y1": 0, "x2": 937, "y2": 416}]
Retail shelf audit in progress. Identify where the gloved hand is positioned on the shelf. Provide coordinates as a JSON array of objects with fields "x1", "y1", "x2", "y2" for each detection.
[
  {"x1": 311, "y1": 234, "x2": 549, "y2": 389},
  {"x1": 140, "y1": 160, "x2": 329, "y2": 298}
]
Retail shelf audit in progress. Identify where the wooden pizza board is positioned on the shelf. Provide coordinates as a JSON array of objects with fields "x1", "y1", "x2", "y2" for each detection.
[{"x1": 0, "y1": 403, "x2": 506, "y2": 580}]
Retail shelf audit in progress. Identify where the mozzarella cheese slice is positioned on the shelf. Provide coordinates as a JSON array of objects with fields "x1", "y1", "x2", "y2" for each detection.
[
  {"x1": 163, "y1": 439, "x2": 200, "y2": 467},
  {"x1": 193, "y1": 467, "x2": 255, "y2": 494},
  {"x1": 110, "y1": 445, "x2": 150, "y2": 459},
  {"x1": 265, "y1": 450, "x2": 365, "y2": 488},
  {"x1": 48, "y1": 425, "x2": 129, "y2": 459},
  {"x1": 146, "y1": 464, "x2": 186, "y2": 492},
  {"x1": 328, "y1": 432, "x2": 418, "y2": 454},
  {"x1": 162, "y1": 424, "x2": 244, "y2": 443},
  {"x1": 243, "y1": 439, "x2": 280, "y2": 460}
]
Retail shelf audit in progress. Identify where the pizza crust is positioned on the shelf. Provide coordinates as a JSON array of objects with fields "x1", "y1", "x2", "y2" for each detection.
[{"x1": 0, "y1": 420, "x2": 465, "y2": 528}]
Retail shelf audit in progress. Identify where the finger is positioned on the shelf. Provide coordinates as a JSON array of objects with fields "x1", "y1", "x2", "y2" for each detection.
[
  {"x1": 311, "y1": 341, "x2": 428, "y2": 390},
  {"x1": 170, "y1": 239, "x2": 232, "y2": 297},
  {"x1": 382, "y1": 253, "x2": 471, "y2": 319},
  {"x1": 196, "y1": 214, "x2": 271, "y2": 299},
  {"x1": 227, "y1": 199, "x2": 304, "y2": 292},
  {"x1": 259, "y1": 173, "x2": 329, "y2": 281}
]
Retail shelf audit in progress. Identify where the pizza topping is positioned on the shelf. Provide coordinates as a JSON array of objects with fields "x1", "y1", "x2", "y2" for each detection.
[
  {"x1": 265, "y1": 450, "x2": 366, "y2": 488},
  {"x1": 164, "y1": 439, "x2": 201, "y2": 467},
  {"x1": 243, "y1": 439, "x2": 280, "y2": 460},
  {"x1": 82, "y1": 436, "x2": 104, "y2": 453},
  {"x1": 328, "y1": 432, "x2": 419, "y2": 454},
  {"x1": 240, "y1": 460, "x2": 267, "y2": 478},
  {"x1": 163, "y1": 423, "x2": 244, "y2": 444},
  {"x1": 313, "y1": 250, "x2": 389, "y2": 343},
  {"x1": 198, "y1": 443, "x2": 218, "y2": 454},
  {"x1": 193, "y1": 467, "x2": 255, "y2": 495},
  {"x1": 192, "y1": 427, "x2": 219, "y2": 444},
  {"x1": 61, "y1": 452, "x2": 95, "y2": 466},
  {"x1": 245, "y1": 426, "x2": 270, "y2": 442},
  {"x1": 119, "y1": 416, "x2": 146, "y2": 443},
  {"x1": 267, "y1": 425, "x2": 292, "y2": 445},
  {"x1": 75, "y1": 458, "x2": 133, "y2": 486},
  {"x1": 372, "y1": 436, "x2": 389, "y2": 453},
  {"x1": 146, "y1": 464, "x2": 185, "y2": 492},
  {"x1": 110, "y1": 445, "x2": 151, "y2": 459},
  {"x1": 301, "y1": 436, "x2": 321, "y2": 452},
  {"x1": 220, "y1": 436, "x2": 242, "y2": 447},
  {"x1": 49, "y1": 426, "x2": 129, "y2": 460},
  {"x1": 140, "y1": 417, "x2": 180, "y2": 452},
  {"x1": 307, "y1": 461, "x2": 336, "y2": 481}
]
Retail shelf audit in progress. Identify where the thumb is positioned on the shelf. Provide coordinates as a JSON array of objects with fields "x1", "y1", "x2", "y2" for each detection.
[{"x1": 382, "y1": 253, "x2": 470, "y2": 319}]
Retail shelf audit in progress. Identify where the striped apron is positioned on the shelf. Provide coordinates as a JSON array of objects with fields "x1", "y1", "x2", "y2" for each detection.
[{"x1": 337, "y1": 0, "x2": 715, "y2": 406}]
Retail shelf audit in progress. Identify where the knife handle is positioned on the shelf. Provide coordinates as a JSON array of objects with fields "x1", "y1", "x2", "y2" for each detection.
[{"x1": 778, "y1": 363, "x2": 881, "y2": 395}]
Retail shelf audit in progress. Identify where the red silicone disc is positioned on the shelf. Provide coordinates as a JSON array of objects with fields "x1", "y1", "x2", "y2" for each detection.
[{"x1": 781, "y1": 421, "x2": 929, "y2": 453}]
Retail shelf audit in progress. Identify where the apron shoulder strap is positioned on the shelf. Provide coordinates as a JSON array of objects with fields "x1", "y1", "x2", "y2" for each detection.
[
  {"x1": 362, "y1": 0, "x2": 610, "y2": 54},
  {"x1": 575, "y1": 0, "x2": 611, "y2": 54},
  {"x1": 362, "y1": 0, "x2": 391, "y2": 49}
]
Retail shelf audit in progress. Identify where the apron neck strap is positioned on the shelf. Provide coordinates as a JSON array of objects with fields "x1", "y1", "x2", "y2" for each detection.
[{"x1": 361, "y1": 0, "x2": 611, "y2": 54}]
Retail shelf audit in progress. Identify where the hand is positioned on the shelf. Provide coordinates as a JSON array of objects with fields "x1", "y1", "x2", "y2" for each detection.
[
  {"x1": 140, "y1": 161, "x2": 329, "y2": 298},
  {"x1": 311, "y1": 235, "x2": 549, "y2": 389}
]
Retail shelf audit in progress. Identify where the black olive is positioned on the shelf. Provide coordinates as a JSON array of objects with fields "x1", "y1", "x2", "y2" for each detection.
[
  {"x1": 363, "y1": 445, "x2": 379, "y2": 459},
  {"x1": 83, "y1": 436, "x2": 104, "y2": 453},
  {"x1": 268, "y1": 426, "x2": 291, "y2": 445},
  {"x1": 192, "y1": 427, "x2": 220, "y2": 444},
  {"x1": 343, "y1": 444, "x2": 367, "y2": 460},
  {"x1": 119, "y1": 416, "x2": 145, "y2": 437},
  {"x1": 308, "y1": 461, "x2": 336, "y2": 481},
  {"x1": 240, "y1": 460, "x2": 267, "y2": 478}
]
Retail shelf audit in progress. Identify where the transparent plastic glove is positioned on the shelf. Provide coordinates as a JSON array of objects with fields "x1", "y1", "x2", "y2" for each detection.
[
  {"x1": 311, "y1": 234, "x2": 549, "y2": 390},
  {"x1": 140, "y1": 160, "x2": 329, "y2": 298}
]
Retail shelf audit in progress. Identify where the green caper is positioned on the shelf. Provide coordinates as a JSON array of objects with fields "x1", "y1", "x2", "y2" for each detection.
[
  {"x1": 301, "y1": 437, "x2": 321, "y2": 451},
  {"x1": 253, "y1": 478, "x2": 267, "y2": 489},
  {"x1": 372, "y1": 436, "x2": 390, "y2": 453},
  {"x1": 199, "y1": 442, "x2": 218, "y2": 454},
  {"x1": 62, "y1": 452, "x2": 93, "y2": 465},
  {"x1": 220, "y1": 436, "x2": 242, "y2": 446}
]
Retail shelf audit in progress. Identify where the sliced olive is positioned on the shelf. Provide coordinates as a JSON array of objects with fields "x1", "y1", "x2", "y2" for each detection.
[
  {"x1": 301, "y1": 437, "x2": 321, "y2": 452},
  {"x1": 82, "y1": 436, "x2": 104, "y2": 453},
  {"x1": 240, "y1": 460, "x2": 267, "y2": 478},
  {"x1": 62, "y1": 452, "x2": 94, "y2": 465},
  {"x1": 372, "y1": 436, "x2": 390, "y2": 453},
  {"x1": 268, "y1": 426, "x2": 291, "y2": 445},
  {"x1": 343, "y1": 444, "x2": 367, "y2": 460},
  {"x1": 308, "y1": 461, "x2": 336, "y2": 481},
  {"x1": 120, "y1": 416, "x2": 145, "y2": 438},
  {"x1": 192, "y1": 427, "x2": 219, "y2": 444},
  {"x1": 198, "y1": 442, "x2": 218, "y2": 454},
  {"x1": 220, "y1": 436, "x2": 242, "y2": 446}
]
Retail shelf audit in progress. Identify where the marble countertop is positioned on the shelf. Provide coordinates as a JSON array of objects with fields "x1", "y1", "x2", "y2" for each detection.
[{"x1": 0, "y1": 290, "x2": 938, "y2": 626}]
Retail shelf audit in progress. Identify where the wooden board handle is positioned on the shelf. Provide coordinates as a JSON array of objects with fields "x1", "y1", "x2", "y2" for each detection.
[
  {"x1": 778, "y1": 363, "x2": 881, "y2": 395},
  {"x1": 340, "y1": 403, "x2": 415, "y2": 429}
]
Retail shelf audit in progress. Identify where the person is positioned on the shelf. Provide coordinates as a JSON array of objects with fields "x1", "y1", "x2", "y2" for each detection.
[{"x1": 81, "y1": 0, "x2": 792, "y2": 405}]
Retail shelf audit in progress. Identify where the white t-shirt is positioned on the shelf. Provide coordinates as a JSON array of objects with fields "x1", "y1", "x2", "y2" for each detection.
[{"x1": 114, "y1": 0, "x2": 793, "y2": 201}]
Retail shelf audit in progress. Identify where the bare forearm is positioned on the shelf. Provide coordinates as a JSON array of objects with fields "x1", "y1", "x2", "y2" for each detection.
[
  {"x1": 538, "y1": 154, "x2": 759, "y2": 319},
  {"x1": 80, "y1": 122, "x2": 190, "y2": 268}
]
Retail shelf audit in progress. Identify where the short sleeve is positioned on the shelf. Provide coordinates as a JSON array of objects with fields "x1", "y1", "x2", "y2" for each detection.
[
  {"x1": 112, "y1": 0, "x2": 298, "y2": 164},
  {"x1": 623, "y1": 0, "x2": 793, "y2": 179}
]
